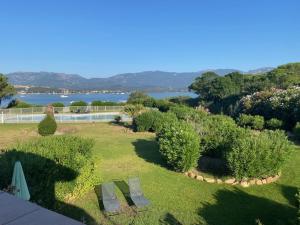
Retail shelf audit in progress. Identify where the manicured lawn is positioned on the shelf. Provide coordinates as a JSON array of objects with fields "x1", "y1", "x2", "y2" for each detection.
[{"x1": 0, "y1": 123, "x2": 299, "y2": 225}]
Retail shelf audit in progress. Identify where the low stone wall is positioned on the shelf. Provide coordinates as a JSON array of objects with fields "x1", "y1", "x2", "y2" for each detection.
[{"x1": 184, "y1": 171, "x2": 280, "y2": 187}]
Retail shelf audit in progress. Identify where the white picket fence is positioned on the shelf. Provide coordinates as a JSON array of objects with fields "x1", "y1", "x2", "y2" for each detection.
[{"x1": 0, "y1": 106, "x2": 129, "y2": 124}]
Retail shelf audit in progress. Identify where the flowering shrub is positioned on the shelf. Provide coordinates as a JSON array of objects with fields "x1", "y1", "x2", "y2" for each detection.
[{"x1": 237, "y1": 86, "x2": 300, "y2": 129}]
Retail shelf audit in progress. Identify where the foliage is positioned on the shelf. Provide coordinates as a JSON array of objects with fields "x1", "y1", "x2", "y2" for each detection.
[
  {"x1": 91, "y1": 100, "x2": 123, "y2": 106},
  {"x1": 294, "y1": 122, "x2": 300, "y2": 141},
  {"x1": 123, "y1": 104, "x2": 145, "y2": 118},
  {"x1": 51, "y1": 102, "x2": 65, "y2": 107},
  {"x1": 70, "y1": 101, "x2": 88, "y2": 106},
  {"x1": 236, "y1": 114, "x2": 265, "y2": 130},
  {"x1": 157, "y1": 120, "x2": 200, "y2": 172},
  {"x1": 7, "y1": 99, "x2": 32, "y2": 108},
  {"x1": 265, "y1": 118, "x2": 283, "y2": 130},
  {"x1": 189, "y1": 63, "x2": 300, "y2": 116},
  {"x1": 0, "y1": 135, "x2": 99, "y2": 209},
  {"x1": 169, "y1": 105, "x2": 208, "y2": 123},
  {"x1": 237, "y1": 86, "x2": 300, "y2": 129},
  {"x1": 195, "y1": 115, "x2": 241, "y2": 158},
  {"x1": 38, "y1": 114, "x2": 57, "y2": 136},
  {"x1": 227, "y1": 130, "x2": 292, "y2": 180},
  {"x1": 153, "y1": 99, "x2": 174, "y2": 112},
  {"x1": 133, "y1": 110, "x2": 177, "y2": 133},
  {"x1": 0, "y1": 74, "x2": 15, "y2": 105},
  {"x1": 168, "y1": 95, "x2": 199, "y2": 107},
  {"x1": 127, "y1": 91, "x2": 154, "y2": 105}
]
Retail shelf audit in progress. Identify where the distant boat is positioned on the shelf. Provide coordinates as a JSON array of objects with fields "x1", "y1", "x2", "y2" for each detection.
[{"x1": 60, "y1": 95, "x2": 69, "y2": 98}]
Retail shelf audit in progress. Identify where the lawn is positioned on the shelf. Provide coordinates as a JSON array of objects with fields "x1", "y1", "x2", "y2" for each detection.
[{"x1": 0, "y1": 123, "x2": 299, "y2": 225}]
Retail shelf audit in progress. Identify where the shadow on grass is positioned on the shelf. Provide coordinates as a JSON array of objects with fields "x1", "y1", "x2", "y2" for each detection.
[
  {"x1": 159, "y1": 213, "x2": 183, "y2": 225},
  {"x1": 132, "y1": 139, "x2": 169, "y2": 169},
  {"x1": 199, "y1": 188, "x2": 297, "y2": 225},
  {"x1": 114, "y1": 180, "x2": 134, "y2": 206},
  {"x1": 280, "y1": 185, "x2": 299, "y2": 207},
  {"x1": 0, "y1": 151, "x2": 97, "y2": 225}
]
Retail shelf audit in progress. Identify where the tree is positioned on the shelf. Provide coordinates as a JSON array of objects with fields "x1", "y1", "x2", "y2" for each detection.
[
  {"x1": 127, "y1": 91, "x2": 154, "y2": 106},
  {"x1": 123, "y1": 104, "x2": 145, "y2": 118},
  {"x1": 0, "y1": 74, "x2": 15, "y2": 105}
]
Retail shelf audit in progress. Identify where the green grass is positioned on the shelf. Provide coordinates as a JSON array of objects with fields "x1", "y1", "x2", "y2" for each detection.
[{"x1": 0, "y1": 123, "x2": 299, "y2": 225}]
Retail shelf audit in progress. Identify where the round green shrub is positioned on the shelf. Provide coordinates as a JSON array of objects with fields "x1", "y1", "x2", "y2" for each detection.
[
  {"x1": 227, "y1": 130, "x2": 292, "y2": 180},
  {"x1": 133, "y1": 110, "x2": 158, "y2": 132},
  {"x1": 236, "y1": 114, "x2": 264, "y2": 130},
  {"x1": 51, "y1": 102, "x2": 65, "y2": 107},
  {"x1": 0, "y1": 135, "x2": 99, "y2": 209},
  {"x1": 38, "y1": 114, "x2": 57, "y2": 136},
  {"x1": 70, "y1": 101, "x2": 88, "y2": 106},
  {"x1": 157, "y1": 120, "x2": 200, "y2": 172},
  {"x1": 133, "y1": 110, "x2": 178, "y2": 133},
  {"x1": 265, "y1": 118, "x2": 283, "y2": 130},
  {"x1": 196, "y1": 115, "x2": 240, "y2": 158}
]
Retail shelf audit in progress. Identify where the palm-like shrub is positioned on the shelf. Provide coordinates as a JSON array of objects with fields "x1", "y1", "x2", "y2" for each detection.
[
  {"x1": 38, "y1": 114, "x2": 57, "y2": 136},
  {"x1": 123, "y1": 104, "x2": 145, "y2": 118},
  {"x1": 157, "y1": 121, "x2": 200, "y2": 172},
  {"x1": 227, "y1": 130, "x2": 292, "y2": 180}
]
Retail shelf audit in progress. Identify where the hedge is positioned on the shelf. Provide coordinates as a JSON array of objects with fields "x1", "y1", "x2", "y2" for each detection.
[{"x1": 0, "y1": 135, "x2": 99, "y2": 209}]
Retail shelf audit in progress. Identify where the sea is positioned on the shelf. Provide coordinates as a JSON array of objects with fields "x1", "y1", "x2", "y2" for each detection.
[{"x1": 1, "y1": 92, "x2": 197, "y2": 107}]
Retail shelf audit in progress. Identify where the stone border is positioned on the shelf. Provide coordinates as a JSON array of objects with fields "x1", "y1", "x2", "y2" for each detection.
[{"x1": 184, "y1": 171, "x2": 280, "y2": 187}]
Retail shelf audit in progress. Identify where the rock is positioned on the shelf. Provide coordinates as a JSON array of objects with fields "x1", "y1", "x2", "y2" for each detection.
[
  {"x1": 216, "y1": 179, "x2": 223, "y2": 184},
  {"x1": 261, "y1": 179, "x2": 267, "y2": 184},
  {"x1": 188, "y1": 172, "x2": 194, "y2": 178},
  {"x1": 204, "y1": 177, "x2": 215, "y2": 183},
  {"x1": 240, "y1": 181, "x2": 250, "y2": 188},
  {"x1": 274, "y1": 175, "x2": 280, "y2": 180},
  {"x1": 225, "y1": 178, "x2": 236, "y2": 184},
  {"x1": 266, "y1": 177, "x2": 274, "y2": 183},
  {"x1": 196, "y1": 175, "x2": 204, "y2": 181},
  {"x1": 232, "y1": 181, "x2": 239, "y2": 185},
  {"x1": 256, "y1": 180, "x2": 263, "y2": 185},
  {"x1": 184, "y1": 172, "x2": 189, "y2": 176},
  {"x1": 249, "y1": 179, "x2": 256, "y2": 185}
]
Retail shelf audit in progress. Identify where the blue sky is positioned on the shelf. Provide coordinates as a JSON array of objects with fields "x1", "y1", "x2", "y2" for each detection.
[{"x1": 0, "y1": 0, "x2": 299, "y2": 77}]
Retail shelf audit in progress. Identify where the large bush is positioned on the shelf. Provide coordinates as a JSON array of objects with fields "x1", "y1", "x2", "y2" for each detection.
[
  {"x1": 38, "y1": 114, "x2": 57, "y2": 136},
  {"x1": 196, "y1": 115, "x2": 241, "y2": 158},
  {"x1": 133, "y1": 110, "x2": 177, "y2": 133},
  {"x1": 265, "y1": 118, "x2": 283, "y2": 130},
  {"x1": 169, "y1": 105, "x2": 208, "y2": 123},
  {"x1": 227, "y1": 130, "x2": 292, "y2": 180},
  {"x1": 236, "y1": 114, "x2": 264, "y2": 130},
  {"x1": 157, "y1": 121, "x2": 200, "y2": 172},
  {"x1": 0, "y1": 136, "x2": 99, "y2": 209}
]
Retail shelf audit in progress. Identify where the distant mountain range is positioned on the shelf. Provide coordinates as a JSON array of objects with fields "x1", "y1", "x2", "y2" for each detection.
[{"x1": 6, "y1": 67, "x2": 274, "y2": 92}]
